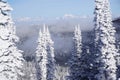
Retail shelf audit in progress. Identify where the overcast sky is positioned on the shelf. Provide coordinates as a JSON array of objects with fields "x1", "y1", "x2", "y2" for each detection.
[{"x1": 8, "y1": 0, "x2": 120, "y2": 18}]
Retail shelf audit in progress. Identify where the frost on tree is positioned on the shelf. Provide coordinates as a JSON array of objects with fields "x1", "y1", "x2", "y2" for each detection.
[
  {"x1": 94, "y1": 0, "x2": 117, "y2": 80},
  {"x1": 35, "y1": 29, "x2": 42, "y2": 80},
  {"x1": 21, "y1": 61, "x2": 37, "y2": 80},
  {"x1": 0, "y1": 0, "x2": 24, "y2": 80},
  {"x1": 73, "y1": 25, "x2": 82, "y2": 58},
  {"x1": 35, "y1": 27, "x2": 47, "y2": 80},
  {"x1": 55, "y1": 64, "x2": 69, "y2": 80},
  {"x1": 68, "y1": 25, "x2": 82, "y2": 80},
  {"x1": 35, "y1": 25, "x2": 55, "y2": 80},
  {"x1": 46, "y1": 26, "x2": 55, "y2": 80}
]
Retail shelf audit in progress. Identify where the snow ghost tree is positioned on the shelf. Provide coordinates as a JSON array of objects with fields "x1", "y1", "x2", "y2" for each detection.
[
  {"x1": 35, "y1": 25, "x2": 55, "y2": 80},
  {"x1": 35, "y1": 27, "x2": 47, "y2": 80},
  {"x1": 0, "y1": 0, "x2": 24, "y2": 80},
  {"x1": 35, "y1": 29, "x2": 43, "y2": 80},
  {"x1": 94, "y1": 0, "x2": 117, "y2": 80},
  {"x1": 73, "y1": 25, "x2": 82, "y2": 58},
  {"x1": 46, "y1": 26, "x2": 55, "y2": 80},
  {"x1": 68, "y1": 25, "x2": 82, "y2": 80}
]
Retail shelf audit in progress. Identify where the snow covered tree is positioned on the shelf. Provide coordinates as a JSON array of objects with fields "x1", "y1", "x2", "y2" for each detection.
[
  {"x1": 68, "y1": 25, "x2": 82, "y2": 80},
  {"x1": 35, "y1": 25, "x2": 55, "y2": 80},
  {"x1": 0, "y1": 0, "x2": 24, "y2": 80},
  {"x1": 7, "y1": 21, "x2": 19, "y2": 42},
  {"x1": 21, "y1": 61, "x2": 37, "y2": 80},
  {"x1": 35, "y1": 27, "x2": 47, "y2": 80},
  {"x1": 46, "y1": 26, "x2": 55, "y2": 80},
  {"x1": 55, "y1": 64, "x2": 69, "y2": 80},
  {"x1": 73, "y1": 24, "x2": 82, "y2": 58},
  {"x1": 94, "y1": 0, "x2": 117, "y2": 80}
]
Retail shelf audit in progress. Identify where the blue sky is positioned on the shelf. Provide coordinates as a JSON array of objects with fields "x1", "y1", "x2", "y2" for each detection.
[{"x1": 8, "y1": 0, "x2": 120, "y2": 18}]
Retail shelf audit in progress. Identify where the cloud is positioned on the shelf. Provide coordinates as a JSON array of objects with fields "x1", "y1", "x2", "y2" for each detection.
[
  {"x1": 62, "y1": 14, "x2": 78, "y2": 19},
  {"x1": 14, "y1": 17, "x2": 42, "y2": 22},
  {"x1": 14, "y1": 14, "x2": 94, "y2": 32},
  {"x1": 55, "y1": 14, "x2": 90, "y2": 20},
  {"x1": 18, "y1": 17, "x2": 31, "y2": 22}
]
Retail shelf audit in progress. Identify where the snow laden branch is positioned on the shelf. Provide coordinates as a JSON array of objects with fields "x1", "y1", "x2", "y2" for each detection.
[
  {"x1": 94, "y1": 0, "x2": 117, "y2": 80},
  {"x1": 0, "y1": 0, "x2": 24, "y2": 80}
]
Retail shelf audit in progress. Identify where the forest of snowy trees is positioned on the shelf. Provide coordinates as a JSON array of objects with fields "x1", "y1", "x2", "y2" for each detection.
[{"x1": 0, "y1": 0, "x2": 120, "y2": 80}]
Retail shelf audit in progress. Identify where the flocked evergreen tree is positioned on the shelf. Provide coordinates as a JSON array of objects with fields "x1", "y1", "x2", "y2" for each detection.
[
  {"x1": 20, "y1": 60, "x2": 37, "y2": 80},
  {"x1": 94, "y1": 0, "x2": 117, "y2": 80},
  {"x1": 55, "y1": 64, "x2": 69, "y2": 80},
  {"x1": 0, "y1": 0, "x2": 24, "y2": 80},
  {"x1": 68, "y1": 25, "x2": 82, "y2": 80},
  {"x1": 35, "y1": 24, "x2": 55, "y2": 80},
  {"x1": 46, "y1": 26, "x2": 55, "y2": 80},
  {"x1": 35, "y1": 29, "x2": 42, "y2": 80},
  {"x1": 35, "y1": 26, "x2": 47, "y2": 80}
]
